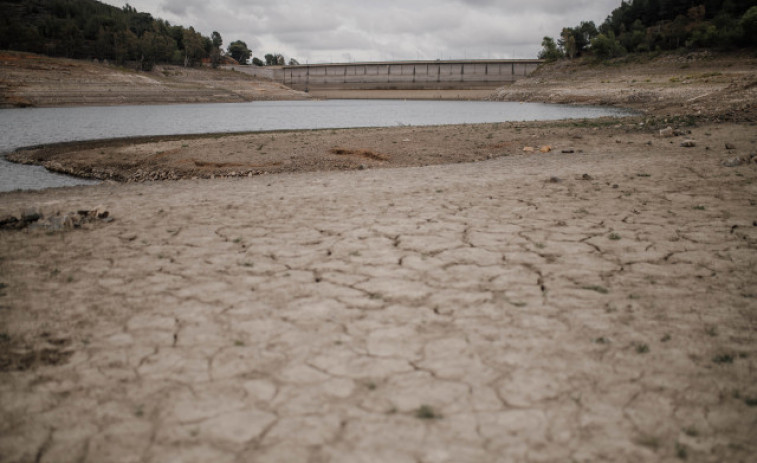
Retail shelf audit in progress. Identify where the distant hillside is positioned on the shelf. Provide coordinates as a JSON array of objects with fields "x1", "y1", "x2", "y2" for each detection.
[
  {"x1": 0, "y1": 0, "x2": 218, "y2": 69},
  {"x1": 540, "y1": 0, "x2": 756, "y2": 61}
]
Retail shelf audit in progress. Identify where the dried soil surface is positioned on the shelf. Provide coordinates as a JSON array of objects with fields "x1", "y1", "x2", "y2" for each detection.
[
  {"x1": 0, "y1": 51, "x2": 307, "y2": 108},
  {"x1": 492, "y1": 51, "x2": 757, "y2": 119},
  {"x1": 1, "y1": 52, "x2": 757, "y2": 463}
]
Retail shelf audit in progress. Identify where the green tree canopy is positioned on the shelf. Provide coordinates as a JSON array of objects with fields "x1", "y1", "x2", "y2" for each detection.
[
  {"x1": 538, "y1": 36, "x2": 563, "y2": 61},
  {"x1": 227, "y1": 40, "x2": 251, "y2": 64},
  {"x1": 0, "y1": 0, "x2": 219, "y2": 67}
]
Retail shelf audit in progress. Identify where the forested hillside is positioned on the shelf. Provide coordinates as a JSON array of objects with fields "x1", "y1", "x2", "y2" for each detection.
[
  {"x1": 0, "y1": 0, "x2": 225, "y2": 69},
  {"x1": 540, "y1": 0, "x2": 756, "y2": 60}
]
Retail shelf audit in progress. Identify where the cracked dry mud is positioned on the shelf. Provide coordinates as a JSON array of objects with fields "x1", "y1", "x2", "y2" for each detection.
[{"x1": 1, "y1": 124, "x2": 757, "y2": 463}]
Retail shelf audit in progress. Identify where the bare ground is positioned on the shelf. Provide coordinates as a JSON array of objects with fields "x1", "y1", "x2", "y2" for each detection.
[
  {"x1": 1, "y1": 52, "x2": 756, "y2": 463},
  {"x1": 0, "y1": 51, "x2": 308, "y2": 108}
]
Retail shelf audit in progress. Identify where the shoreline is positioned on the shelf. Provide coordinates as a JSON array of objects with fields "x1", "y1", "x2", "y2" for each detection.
[{"x1": 5, "y1": 115, "x2": 647, "y2": 183}]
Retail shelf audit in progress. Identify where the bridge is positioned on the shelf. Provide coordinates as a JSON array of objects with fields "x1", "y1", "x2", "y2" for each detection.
[
  {"x1": 225, "y1": 59, "x2": 542, "y2": 99},
  {"x1": 283, "y1": 59, "x2": 541, "y2": 91}
]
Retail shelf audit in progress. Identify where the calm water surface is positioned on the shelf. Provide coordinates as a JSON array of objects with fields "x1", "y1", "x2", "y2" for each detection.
[{"x1": 0, "y1": 100, "x2": 633, "y2": 192}]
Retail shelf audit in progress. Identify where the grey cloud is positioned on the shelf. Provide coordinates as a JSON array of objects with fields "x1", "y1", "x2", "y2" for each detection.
[{"x1": 104, "y1": 0, "x2": 621, "y2": 62}]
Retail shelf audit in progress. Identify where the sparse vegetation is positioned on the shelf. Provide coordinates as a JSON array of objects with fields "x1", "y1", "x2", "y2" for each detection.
[
  {"x1": 582, "y1": 285, "x2": 609, "y2": 294},
  {"x1": 415, "y1": 405, "x2": 441, "y2": 420},
  {"x1": 712, "y1": 353, "x2": 734, "y2": 364},
  {"x1": 636, "y1": 343, "x2": 650, "y2": 354},
  {"x1": 676, "y1": 441, "x2": 688, "y2": 459}
]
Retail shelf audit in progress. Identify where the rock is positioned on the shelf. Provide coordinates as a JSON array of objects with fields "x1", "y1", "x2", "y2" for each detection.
[
  {"x1": 725, "y1": 142, "x2": 736, "y2": 150},
  {"x1": 581, "y1": 173, "x2": 593, "y2": 181},
  {"x1": 561, "y1": 149, "x2": 575, "y2": 154},
  {"x1": 21, "y1": 209, "x2": 41, "y2": 223},
  {"x1": 2, "y1": 208, "x2": 114, "y2": 231},
  {"x1": 673, "y1": 128, "x2": 687, "y2": 136},
  {"x1": 548, "y1": 176, "x2": 562, "y2": 183},
  {"x1": 680, "y1": 140, "x2": 696, "y2": 147},
  {"x1": 539, "y1": 145, "x2": 552, "y2": 153},
  {"x1": 722, "y1": 157, "x2": 743, "y2": 167},
  {"x1": 659, "y1": 127, "x2": 674, "y2": 137},
  {"x1": 523, "y1": 146, "x2": 535, "y2": 153},
  {"x1": 0, "y1": 216, "x2": 21, "y2": 230}
]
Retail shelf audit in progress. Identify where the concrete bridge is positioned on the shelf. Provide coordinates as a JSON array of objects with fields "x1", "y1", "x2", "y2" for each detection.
[
  {"x1": 282, "y1": 59, "x2": 541, "y2": 92},
  {"x1": 225, "y1": 59, "x2": 542, "y2": 99}
]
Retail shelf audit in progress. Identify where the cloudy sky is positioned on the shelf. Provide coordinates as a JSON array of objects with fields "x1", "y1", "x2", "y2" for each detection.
[{"x1": 102, "y1": 0, "x2": 622, "y2": 63}]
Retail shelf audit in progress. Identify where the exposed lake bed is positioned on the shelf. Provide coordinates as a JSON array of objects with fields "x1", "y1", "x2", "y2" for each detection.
[{"x1": 1, "y1": 52, "x2": 756, "y2": 462}]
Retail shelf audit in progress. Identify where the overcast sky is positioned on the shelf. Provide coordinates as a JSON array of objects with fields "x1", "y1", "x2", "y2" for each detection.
[{"x1": 101, "y1": 0, "x2": 622, "y2": 63}]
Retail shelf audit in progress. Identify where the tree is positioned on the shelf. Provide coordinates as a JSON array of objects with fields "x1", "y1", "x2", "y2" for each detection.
[
  {"x1": 180, "y1": 27, "x2": 206, "y2": 66},
  {"x1": 211, "y1": 31, "x2": 222, "y2": 49},
  {"x1": 591, "y1": 31, "x2": 626, "y2": 60},
  {"x1": 538, "y1": 36, "x2": 563, "y2": 61},
  {"x1": 252, "y1": 57, "x2": 264, "y2": 66},
  {"x1": 559, "y1": 28, "x2": 578, "y2": 59},
  {"x1": 227, "y1": 40, "x2": 251, "y2": 64},
  {"x1": 741, "y1": 6, "x2": 757, "y2": 45},
  {"x1": 288, "y1": 58, "x2": 300, "y2": 65},
  {"x1": 264, "y1": 53, "x2": 285, "y2": 65}
]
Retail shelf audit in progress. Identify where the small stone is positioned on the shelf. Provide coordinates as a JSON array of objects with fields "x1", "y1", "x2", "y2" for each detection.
[
  {"x1": 725, "y1": 142, "x2": 736, "y2": 150},
  {"x1": 62, "y1": 214, "x2": 76, "y2": 229},
  {"x1": 548, "y1": 176, "x2": 562, "y2": 183},
  {"x1": 539, "y1": 145, "x2": 552, "y2": 153},
  {"x1": 581, "y1": 173, "x2": 593, "y2": 180},
  {"x1": 0, "y1": 216, "x2": 20, "y2": 230},
  {"x1": 673, "y1": 129, "x2": 687, "y2": 136},
  {"x1": 680, "y1": 140, "x2": 696, "y2": 148},
  {"x1": 523, "y1": 146, "x2": 535, "y2": 153},
  {"x1": 21, "y1": 209, "x2": 41, "y2": 223},
  {"x1": 561, "y1": 149, "x2": 575, "y2": 154},
  {"x1": 659, "y1": 127, "x2": 674, "y2": 137},
  {"x1": 612, "y1": 184, "x2": 619, "y2": 189},
  {"x1": 722, "y1": 157, "x2": 743, "y2": 167},
  {"x1": 358, "y1": 164, "x2": 366, "y2": 170}
]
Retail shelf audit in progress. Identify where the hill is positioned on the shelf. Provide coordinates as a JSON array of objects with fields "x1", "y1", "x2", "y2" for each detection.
[
  {"x1": 0, "y1": 51, "x2": 307, "y2": 107},
  {"x1": 0, "y1": 0, "x2": 220, "y2": 69},
  {"x1": 540, "y1": 1, "x2": 756, "y2": 61},
  {"x1": 493, "y1": 50, "x2": 756, "y2": 121}
]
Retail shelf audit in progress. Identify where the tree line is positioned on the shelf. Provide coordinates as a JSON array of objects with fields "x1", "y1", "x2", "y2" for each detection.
[
  {"x1": 539, "y1": 0, "x2": 756, "y2": 61},
  {"x1": 0, "y1": 0, "x2": 300, "y2": 69}
]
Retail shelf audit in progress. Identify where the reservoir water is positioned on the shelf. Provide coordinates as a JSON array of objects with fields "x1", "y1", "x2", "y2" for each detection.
[{"x1": 0, "y1": 99, "x2": 633, "y2": 192}]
